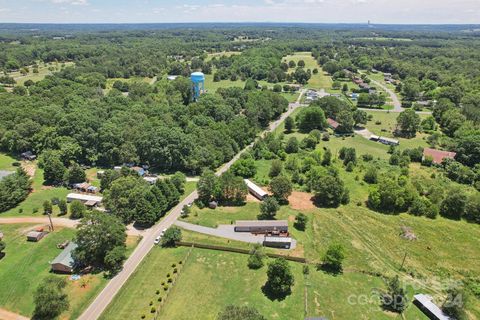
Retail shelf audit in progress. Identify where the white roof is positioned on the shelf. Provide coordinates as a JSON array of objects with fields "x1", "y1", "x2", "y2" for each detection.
[
  {"x1": 379, "y1": 136, "x2": 399, "y2": 143},
  {"x1": 143, "y1": 177, "x2": 158, "y2": 183},
  {"x1": 243, "y1": 179, "x2": 268, "y2": 197},
  {"x1": 414, "y1": 294, "x2": 452, "y2": 320},
  {"x1": 370, "y1": 134, "x2": 380, "y2": 140},
  {"x1": 67, "y1": 193, "x2": 103, "y2": 203},
  {"x1": 264, "y1": 237, "x2": 292, "y2": 243}
]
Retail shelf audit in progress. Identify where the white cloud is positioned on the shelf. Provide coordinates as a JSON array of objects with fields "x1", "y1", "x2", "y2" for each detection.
[{"x1": 50, "y1": 0, "x2": 88, "y2": 5}]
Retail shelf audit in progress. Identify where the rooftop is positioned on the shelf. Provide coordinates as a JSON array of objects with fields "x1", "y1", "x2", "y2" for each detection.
[
  {"x1": 243, "y1": 179, "x2": 268, "y2": 197},
  {"x1": 327, "y1": 118, "x2": 340, "y2": 129},
  {"x1": 423, "y1": 148, "x2": 457, "y2": 164},
  {"x1": 236, "y1": 220, "x2": 288, "y2": 227},
  {"x1": 414, "y1": 294, "x2": 452, "y2": 320},
  {"x1": 51, "y1": 242, "x2": 78, "y2": 268}
]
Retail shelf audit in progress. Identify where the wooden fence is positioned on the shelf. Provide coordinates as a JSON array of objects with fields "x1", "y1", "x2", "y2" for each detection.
[{"x1": 175, "y1": 241, "x2": 307, "y2": 263}]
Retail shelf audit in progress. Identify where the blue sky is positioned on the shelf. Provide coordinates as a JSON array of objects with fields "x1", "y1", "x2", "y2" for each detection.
[{"x1": 0, "y1": 0, "x2": 479, "y2": 24}]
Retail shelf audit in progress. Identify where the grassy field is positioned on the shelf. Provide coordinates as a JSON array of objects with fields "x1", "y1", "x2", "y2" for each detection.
[
  {"x1": 1, "y1": 167, "x2": 70, "y2": 217},
  {"x1": 8, "y1": 61, "x2": 75, "y2": 86},
  {"x1": 100, "y1": 247, "x2": 190, "y2": 320},
  {"x1": 283, "y1": 52, "x2": 332, "y2": 89},
  {"x1": 365, "y1": 111, "x2": 430, "y2": 149},
  {"x1": 0, "y1": 153, "x2": 16, "y2": 171},
  {"x1": 157, "y1": 248, "x2": 306, "y2": 320},
  {"x1": 0, "y1": 223, "x2": 139, "y2": 318},
  {"x1": 206, "y1": 51, "x2": 241, "y2": 61}
]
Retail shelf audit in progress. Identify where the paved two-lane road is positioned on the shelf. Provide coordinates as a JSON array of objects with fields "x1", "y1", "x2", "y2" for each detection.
[{"x1": 78, "y1": 89, "x2": 306, "y2": 320}]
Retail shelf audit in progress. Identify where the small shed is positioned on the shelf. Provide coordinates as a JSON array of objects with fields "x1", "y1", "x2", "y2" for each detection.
[
  {"x1": 51, "y1": 242, "x2": 78, "y2": 273},
  {"x1": 369, "y1": 134, "x2": 380, "y2": 141},
  {"x1": 327, "y1": 118, "x2": 340, "y2": 130},
  {"x1": 131, "y1": 166, "x2": 145, "y2": 176},
  {"x1": 21, "y1": 151, "x2": 36, "y2": 161},
  {"x1": 27, "y1": 230, "x2": 47, "y2": 242},
  {"x1": 263, "y1": 236, "x2": 292, "y2": 249},
  {"x1": 143, "y1": 176, "x2": 159, "y2": 184},
  {"x1": 234, "y1": 220, "x2": 288, "y2": 233},
  {"x1": 244, "y1": 179, "x2": 268, "y2": 200},
  {"x1": 413, "y1": 294, "x2": 452, "y2": 320}
]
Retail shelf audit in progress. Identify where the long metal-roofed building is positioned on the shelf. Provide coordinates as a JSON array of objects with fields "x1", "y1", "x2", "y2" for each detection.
[
  {"x1": 66, "y1": 193, "x2": 103, "y2": 208},
  {"x1": 413, "y1": 294, "x2": 452, "y2": 320},
  {"x1": 244, "y1": 179, "x2": 268, "y2": 200},
  {"x1": 234, "y1": 220, "x2": 288, "y2": 233}
]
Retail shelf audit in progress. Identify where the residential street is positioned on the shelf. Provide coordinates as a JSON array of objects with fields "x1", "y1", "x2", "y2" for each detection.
[{"x1": 77, "y1": 90, "x2": 306, "y2": 320}]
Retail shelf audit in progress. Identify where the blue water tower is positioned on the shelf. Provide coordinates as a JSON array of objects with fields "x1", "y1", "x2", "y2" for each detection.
[{"x1": 191, "y1": 72, "x2": 205, "y2": 99}]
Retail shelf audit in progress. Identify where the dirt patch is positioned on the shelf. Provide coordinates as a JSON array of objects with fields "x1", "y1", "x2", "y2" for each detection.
[
  {"x1": 288, "y1": 191, "x2": 316, "y2": 210},
  {"x1": 21, "y1": 161, "x2": 36, "y2": 177},
  {"x1": 0, "y1": 308, "x2": 29, "y2": 320},
  {"x1": 41, "y1": 185, "x2": 54, "y2": 190},
  {"x1": 246, "y1": 194, "x2": 261, "y2": 202}
]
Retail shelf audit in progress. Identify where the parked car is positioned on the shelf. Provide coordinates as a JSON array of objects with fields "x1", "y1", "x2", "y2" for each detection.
[{"x1": 154, "y1": 236, "x2": 161, "y2": 245}]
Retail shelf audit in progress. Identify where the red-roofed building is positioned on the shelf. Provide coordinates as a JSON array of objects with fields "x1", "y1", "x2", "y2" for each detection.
[
  {"x1": 327, "y1": 118, "x2": 340, "y2": 130},
  {"x1": 423, "y1": 148, "x2": 457, "y2": 164}
]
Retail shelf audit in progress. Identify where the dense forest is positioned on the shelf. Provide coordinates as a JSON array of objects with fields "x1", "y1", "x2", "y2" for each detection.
[{"x1": 0, "y1": 25, "x2": 479, "y2": 175}]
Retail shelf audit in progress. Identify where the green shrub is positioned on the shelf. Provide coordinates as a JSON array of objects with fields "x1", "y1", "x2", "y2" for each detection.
[{"x1": 150, "y1": 307, "x2": 156, "y2": 313}]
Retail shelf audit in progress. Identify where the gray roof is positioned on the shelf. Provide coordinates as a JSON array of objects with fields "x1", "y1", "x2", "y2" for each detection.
[
  {"x1": 0, "y1": 170, "x2": 13, "y2": 180},
  {"x1": 236, "y1": 220, "x2": 288, "y2": 227},
  {"x1": 51, "y1": 242, "x2": 77, "y2": 268},
  {"x1": 414, "y1": 294, "x2": 452, "y2": 320}
]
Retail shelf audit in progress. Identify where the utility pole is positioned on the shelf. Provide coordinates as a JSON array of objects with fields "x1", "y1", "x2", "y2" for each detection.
[
  {"x1": 47, "y1": 212, "x2": 54, "y2": 232},
  {"x1": 400, "y1": 251, "x2": 407, "y2": 270}
]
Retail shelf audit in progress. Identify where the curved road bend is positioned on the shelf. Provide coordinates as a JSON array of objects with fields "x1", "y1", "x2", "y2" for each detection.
[{"x1": 78, "y1": 89, "x2": 306, "y2": 320}]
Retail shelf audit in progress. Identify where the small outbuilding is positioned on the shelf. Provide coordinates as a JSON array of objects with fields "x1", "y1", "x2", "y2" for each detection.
[
  {"x1": 413, "y1": 294, "x2": 452, "y2": 320},
  {"x1": 244, "y1": 179, "x2": 268, "y2": 200},
  {"x1": 21, "y1": 151, "x2": 36, "y2": 161},
  {"x1": 423, "y1": 148, "x2": 457, "y2": 165},
  {"x1": 327, "y1": 118, "x2": 340, "y2": 131},
  {"x1": 263, "y1": 236, "x2": 292, "y2": 249},
  {"x1": 51, "y1": 242, "x2": 78, "y2": 273},
  {"x1": 27, "y1": 230, "x2": 47, "y2": 242},
  {"x1": 234, "y1": 220, "x2": 288, "y2": 233}
]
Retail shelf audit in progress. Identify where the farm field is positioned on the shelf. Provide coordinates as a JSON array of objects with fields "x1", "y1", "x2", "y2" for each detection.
[
  {"x1": 0, "y1": 223, "x2": 139, "y2": 319},
  {"x1": 8, "y1": 61, "x2": 75, "y2": 86}
]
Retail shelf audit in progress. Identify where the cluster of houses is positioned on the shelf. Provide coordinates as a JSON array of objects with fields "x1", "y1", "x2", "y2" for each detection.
[
  {"x1": 305, "y1": 89, "x2": 321, "y2": 103},
  {"x1": 383, "y1": 72, "x2": 400, "y2": 86}
]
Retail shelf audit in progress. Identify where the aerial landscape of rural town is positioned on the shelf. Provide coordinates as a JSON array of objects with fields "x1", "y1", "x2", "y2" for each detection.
[{"x1": 0, "y1": 1, "x2": 479, "y2": 320}]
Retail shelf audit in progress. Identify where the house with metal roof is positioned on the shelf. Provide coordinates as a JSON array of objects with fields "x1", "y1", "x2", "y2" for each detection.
[
  {"x1": 66, "y1": 193, "x2": 103, "y2": 207},
  {"x1": 263, "y1": 236, "x2": 292, "y2": 249},
  {"x1": 413, "y1": 294, "x2": 452, "y2": 320},
  {"x1": 244, "y1": 179, "x2": 268, "y2": 200},
  {"x1": 51, "y1": 242, "x2": 78, "y2": 273}
]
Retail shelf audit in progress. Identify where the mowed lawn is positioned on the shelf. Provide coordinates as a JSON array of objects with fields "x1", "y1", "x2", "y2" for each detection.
[
  {"x1": 100, "y1": 247, "x2": 190, "y2": 320},
  {"x1": 157, "y1": 248, "x2": 305, "y2": 320},
  {"x1": 1, "y1": 167, "x2": 70, "y2": 217},
  {"x1": 283, "y1": 52, "x2": 332, "y2": 89},
  {"x1": 0, "y1": 224, "x2": 76, "y2": 316},
  {"x1": 365, "y1": 111, "x2": 430, "y2": 149},
  {"x1": 0, "y1": 153, "x2": 17, "y2": 171}
]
